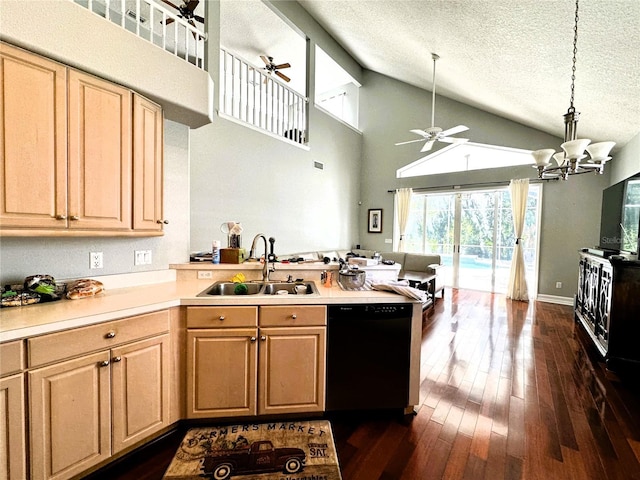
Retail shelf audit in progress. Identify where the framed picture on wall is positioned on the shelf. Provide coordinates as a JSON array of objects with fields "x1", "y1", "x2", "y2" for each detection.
[{"x1": 368, "y1": 209, "x2": 383, "y2": 233}]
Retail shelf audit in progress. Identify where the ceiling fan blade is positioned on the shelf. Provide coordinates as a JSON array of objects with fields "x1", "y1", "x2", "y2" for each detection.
[
  {"x1": 274, "y1": 63, "x2": 291, "y2": 69},
  {"x1": 440, "y1": 125, "x2": 469, "y2": 137},
  {"x1": 159, "y1": 0, "x2": 180, "y2": 10},
  {"x1": 440, "y1": 137, "x2": 469, "y2": 144},
  {"x1": 164, "y1": 17, "x2": 176, "y2": 25},
  {"x1": 395, "y1": 138, "x2": 426, "y2": 146},
  {"x1": 275, "y1": 70, "x2": 291, "y2": 82},
  {"x1": 194, "y1": 14, "x2": 205, "y2": 23},
  {"x1": 420, "y1": 140, "x2": 435, "y2": 152},
  {"x1": 260, "y1": 55, "x2": 270, "y2": 66},
  {"x1": 186, "y1": 0, "x2": 200, "y2": 11},
  {"x1": 409, "y1": 129, "x2": 429, "y2": 137}
]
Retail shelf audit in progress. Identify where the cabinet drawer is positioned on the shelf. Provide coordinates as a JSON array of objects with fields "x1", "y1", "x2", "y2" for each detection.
[
  {"x1": 0, "y1": 340, "x2": 24, "y2": 377},
  {"x1": 259, "y1": 306, "x2": 326, "y2": 327},
  {"x1": 28, "y1": 309, "x2": 169, "y2": 367},
  {"x1": 187, "y1": 307, "x2": 258, "y2": 328}
]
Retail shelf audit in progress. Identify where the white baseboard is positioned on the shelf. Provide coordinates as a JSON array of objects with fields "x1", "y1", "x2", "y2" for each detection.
[{"x1": 535, "y1": 294, "x2": 574, "y2": 306}]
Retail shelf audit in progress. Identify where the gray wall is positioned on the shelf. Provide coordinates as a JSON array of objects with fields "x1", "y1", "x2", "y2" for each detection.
[
  {"x1": 610, "y1": 132, "x2": 640, "y2": 185},
  {"x1": 189, "y1": 108, "x2": 362, "y2": 256},
  {"x1": 358, "y1": 70, "x2": 611, "y2": 297}
]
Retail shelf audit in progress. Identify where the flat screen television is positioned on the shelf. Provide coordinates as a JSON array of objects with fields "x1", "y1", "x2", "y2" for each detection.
[{"x1": 598, "y1": 173, "x2": 640, "y2": 254}]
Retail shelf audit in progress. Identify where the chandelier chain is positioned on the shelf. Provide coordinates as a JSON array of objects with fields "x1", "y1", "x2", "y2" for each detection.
[{"x1": 569, "y1": 0, "x2": 579, "y2": 109}]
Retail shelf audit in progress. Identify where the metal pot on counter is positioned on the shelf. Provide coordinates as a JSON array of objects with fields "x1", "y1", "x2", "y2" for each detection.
[{"x1": 337, "y1": 268, "x2": 366, "y2": 290}]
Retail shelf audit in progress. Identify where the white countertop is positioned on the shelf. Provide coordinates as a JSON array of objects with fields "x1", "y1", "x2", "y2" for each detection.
[{"x1": 0, "y1": 276, "x2": 416, "y2": 342}]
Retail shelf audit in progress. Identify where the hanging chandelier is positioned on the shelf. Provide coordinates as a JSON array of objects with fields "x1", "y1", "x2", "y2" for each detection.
[{"x1": 531, "y1": 0, "x2": 615, "y2": 181}]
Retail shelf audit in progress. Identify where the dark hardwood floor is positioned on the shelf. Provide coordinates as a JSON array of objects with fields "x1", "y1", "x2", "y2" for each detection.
[{"x1": 88, "y1": 289, "x2": 640, "y2": 480}]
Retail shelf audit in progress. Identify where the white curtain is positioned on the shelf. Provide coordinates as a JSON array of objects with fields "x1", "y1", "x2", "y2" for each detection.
[
  {"x1": 507, "y1": 178, "x2": 529, "y2": 301},
  {"x1": 396, "y1": 188, "x2": 413, "y2": 252}
]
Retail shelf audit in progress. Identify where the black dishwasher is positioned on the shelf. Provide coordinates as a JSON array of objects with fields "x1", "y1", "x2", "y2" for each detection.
[{"x1": 326, "y1": 303, "x2": 412, "y2": 411}]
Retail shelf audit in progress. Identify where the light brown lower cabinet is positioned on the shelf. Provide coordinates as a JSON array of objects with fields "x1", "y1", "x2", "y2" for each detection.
[
  {"x1": 28, "y1": 311, "x2": 171, "y2": 480},
  {"x1": 0, "y1": 373, "x2": 26, "y2": 480},
  {"x1": 0, "y1": 339, "x2": 26, "y2": 480},
  {"x1": 258, "y1": 326, "x2": 326, "y2": 415},
  {"x1": 186, "y1": 305, "x2": 326, "y2": 419}
]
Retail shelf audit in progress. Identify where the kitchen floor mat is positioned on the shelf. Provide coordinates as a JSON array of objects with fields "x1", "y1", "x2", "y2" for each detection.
[{"x1": 162, "y1": 419, "x2": 342, "y2": 480}]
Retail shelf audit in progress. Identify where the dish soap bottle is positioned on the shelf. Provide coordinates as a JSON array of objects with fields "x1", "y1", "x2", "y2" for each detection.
[{"x1": 212, "y1": 240, "x2": 221, "y2": 264}]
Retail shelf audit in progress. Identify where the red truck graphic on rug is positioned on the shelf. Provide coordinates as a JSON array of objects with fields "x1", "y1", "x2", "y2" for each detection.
[{"x1": 199, "y1": 439, "x2": 306, "y2": 479}]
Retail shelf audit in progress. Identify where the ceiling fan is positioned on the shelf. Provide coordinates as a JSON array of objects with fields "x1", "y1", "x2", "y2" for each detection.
[
  {"x1": 260, "y1": 55, "x2": 291, "y2": 83},
  {"x1": 159, "y1": 0, "x2": 204, "y2": 27},
  {"x1": 395, "y1": 53, "x2": 469, "y2": 153}
]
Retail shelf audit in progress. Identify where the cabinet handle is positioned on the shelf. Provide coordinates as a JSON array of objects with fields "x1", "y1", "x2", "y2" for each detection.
[
  {"x1": 55, "y1": 214, "x2": 66, "y2": 220},
  {"x1": 112, "y1": 356, "x2": 122, "y2": 363},
  {"x1": 99, "y1": 360, "x2": 110, "y2": 367},
  {"x1": 105, "y1": 331, "x2": 116, "y2": 339},
  {"x1": 260, "y1": 335, "x2": 267, "y2": 341},
  {"x1": 291, "y1": 314, "x2": 297, "y2": 320},
  {"x1": 156, "y1": 219, "x2": 169, "y2": 224},
  {"x1": 250, "y1": 336, "x2": 257, "y2": 342},
  {"x1": 69, "y1": 215, "x2": 79, "y2": 221},
  {"x1": 219, "y1": 316, "x2": 225, "y2": 321}
]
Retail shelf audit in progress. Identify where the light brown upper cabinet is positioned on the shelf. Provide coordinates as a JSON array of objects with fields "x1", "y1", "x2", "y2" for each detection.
[
  {"x1": 0, "y1": 42, "x2": 164, "y2": 236},
  {"x1": 0, "y1": 42, "x2": 68, "y2": 230},
  {"x1": 133, "y1": 94, "x2": 165, "y2": 231},
  {"x1": 68, "y1": 70, "x2": 132, "y2": 231}
]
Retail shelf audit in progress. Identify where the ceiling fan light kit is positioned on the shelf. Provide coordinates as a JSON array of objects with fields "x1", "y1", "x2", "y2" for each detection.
[
  {"x1": 395, "y1": 53, "x2": 469, "y2": 154},
  {"x1": 532, "y1": 0, "x2": 614, "y2": 181}
]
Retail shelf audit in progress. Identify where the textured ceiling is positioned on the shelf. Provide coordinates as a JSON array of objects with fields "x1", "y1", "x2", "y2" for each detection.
[{"x1": 220, "y1": 0, "x2": 639, "y2": 149}]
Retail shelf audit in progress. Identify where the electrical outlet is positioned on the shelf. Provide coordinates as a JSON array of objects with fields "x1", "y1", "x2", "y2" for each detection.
[
  {"x1": 90, "y1": 252, "x2": 103, "y2": 269},
  {"x1": 143, "y1": 250, "x2": 152, "y2": 265},
  {"x1": 556, "y1": 281, "x2": 562, "y2": 289},
  {"x1": 385, "y1": 238, "x2": 393, "y2": 244},
  {"x1": 197, "y1": 271, "x2": 213, "y2": 279}
]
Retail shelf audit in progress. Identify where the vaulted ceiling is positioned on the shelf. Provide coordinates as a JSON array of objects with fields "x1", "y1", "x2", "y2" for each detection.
[{"x1": 219, "y1": 0, "x2": 639, "y2": 150}]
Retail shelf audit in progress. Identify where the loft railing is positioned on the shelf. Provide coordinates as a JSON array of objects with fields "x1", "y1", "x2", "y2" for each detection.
[
  {"x1": 73, "y1": 0, "x2": 206, "y2": 69},
  {"x1": 220, "y1": 48, "x2": 308, "y2": 144}
]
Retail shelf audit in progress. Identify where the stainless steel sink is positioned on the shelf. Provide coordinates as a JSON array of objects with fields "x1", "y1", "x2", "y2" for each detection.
[
  {"x1": 197, "y1": 281, "x2": 318, "y2": 296},
  {"x1": 262, "y1": 282, "x2": 318, "y2": 295},
  {"x1": 198, "y1": 281, "x2": 263, "y2": 296}
]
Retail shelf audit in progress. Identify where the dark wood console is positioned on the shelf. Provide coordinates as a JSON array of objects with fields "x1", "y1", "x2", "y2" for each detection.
[{"x1": 575, "y1": 250, "x2": 640, "y2": 370}]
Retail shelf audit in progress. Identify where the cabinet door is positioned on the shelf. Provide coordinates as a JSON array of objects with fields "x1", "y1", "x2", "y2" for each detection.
[
  {"x1": 0, "y1": 42, "x2": 68, "y2": 229},
  {"x1": 258, "y1": 327, "x2": 326, "y2": 415},
  {"x1": 111, "y1": 334, "x2": 170, "y2": 453},
  {"x1": 186, "y1": 329, "x2": 257, "y2": 418},
  {"x1": 68, "y1": 69, "x2": 132, "y2": 230},
  {"x1": 133, "y1": 94, "x2": 164, "y2": 231},
  {"x1": 29, "y1": 351, "x2": 111, "y2": 480},
  {"x1": 0, "y1": 374, "x2": 26, "y2": 480}
]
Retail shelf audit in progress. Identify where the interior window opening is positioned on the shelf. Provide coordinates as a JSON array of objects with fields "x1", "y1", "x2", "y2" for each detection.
[{"x1": 314, "y1": 45, "x2": 360, "y2": 129}]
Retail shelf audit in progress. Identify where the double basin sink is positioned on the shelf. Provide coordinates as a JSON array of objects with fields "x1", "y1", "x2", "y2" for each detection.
[{"x1": 197, "y1": 280, "x2": 319, "y2": 297}]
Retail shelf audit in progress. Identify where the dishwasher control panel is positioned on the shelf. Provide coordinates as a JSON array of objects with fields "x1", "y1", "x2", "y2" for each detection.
[{"x1": 328, "y1": 303, "x2": 412, "y2": 319}]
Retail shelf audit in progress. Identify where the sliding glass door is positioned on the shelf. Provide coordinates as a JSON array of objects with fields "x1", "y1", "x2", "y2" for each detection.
[{"x1": 403, "y1": 185, "x2": 541, "y2": 294}]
